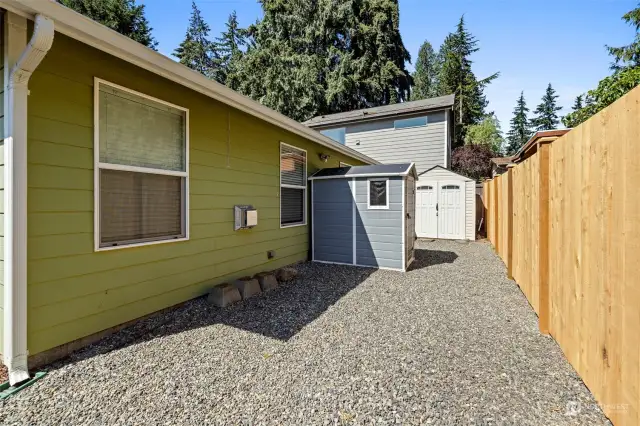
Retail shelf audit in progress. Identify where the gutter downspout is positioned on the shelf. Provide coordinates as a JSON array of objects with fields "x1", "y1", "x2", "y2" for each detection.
[{"x1": 4, "y1": 13, "x2": 54, "y2": 385}]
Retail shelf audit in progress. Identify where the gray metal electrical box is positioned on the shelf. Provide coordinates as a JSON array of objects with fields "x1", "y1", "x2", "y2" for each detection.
[{"x1": 234, "y1": 205, "x2": 258, "y2": 231}]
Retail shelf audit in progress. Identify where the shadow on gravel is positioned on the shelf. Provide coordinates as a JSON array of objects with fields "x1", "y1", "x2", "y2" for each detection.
[
  {"x1": 39, "y1": 262, "x2": 376, "y2": 372},
  {"x1": 408, "y1": 249, "x2": 458, "y2": 271}
]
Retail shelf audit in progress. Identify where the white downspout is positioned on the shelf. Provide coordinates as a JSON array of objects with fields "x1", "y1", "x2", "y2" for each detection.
[{"x1": 4, "y1": 13, "x2": 54, "y2": 385}]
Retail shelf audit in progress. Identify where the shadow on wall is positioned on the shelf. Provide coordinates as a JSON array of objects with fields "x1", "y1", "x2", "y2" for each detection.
[{"x1": 408, "y1": 248, "x2": 457, "y2": 271}]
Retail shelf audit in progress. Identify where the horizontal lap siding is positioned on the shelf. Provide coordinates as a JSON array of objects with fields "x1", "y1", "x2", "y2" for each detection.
[
  {"x1": 343, "y1": 112, "x2": 446, "y2": 174},
  {"x1": 312, "y1": 180, "x2": 353, "y2": 264},
  {"x1": 26, "y1": 32, "x2": 364, "y2": 355},
  {"x1": 354, "y1": 177, "x2": 403, "y2": 269}
]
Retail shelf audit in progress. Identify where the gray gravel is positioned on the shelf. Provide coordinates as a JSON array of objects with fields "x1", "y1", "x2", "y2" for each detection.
[{"x1": 1, "y1": 240, "x2": 609, "y2": 425}]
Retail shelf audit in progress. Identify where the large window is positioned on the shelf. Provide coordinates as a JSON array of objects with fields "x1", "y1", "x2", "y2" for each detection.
[
  {"x1": 368, "y1": 179, "x2": 389, "y2": 209},
  {"x1": 320, "y1": 127, "x2": 346, "y2": 144},
  {"x1": 95, "y1": 79, "x2": 189, "y2": 250},
  {"x1": 280, "y1": 143, "x2": 307, "y2": 227}
]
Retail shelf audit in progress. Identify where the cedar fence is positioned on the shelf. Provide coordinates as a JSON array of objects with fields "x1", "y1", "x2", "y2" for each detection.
[{"x1": 483, "y1": 85, "x2": 640, "y2": 425}]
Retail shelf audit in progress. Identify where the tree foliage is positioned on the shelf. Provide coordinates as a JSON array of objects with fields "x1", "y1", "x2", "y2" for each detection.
[
  {"x1": 531, "y1": 83, "x2": 561, "y2": 131},
  {"x1": 436, "y1": 16, "x2": 499, "y2": 147},
  {"x1": 59, "y1": 0, "x2": 157, "y2": 49},
  {"x1": 464, "y1": 114, "x2": 504, "y2": 154},
  {"x1": 412, "y1": 41, "x2": 440, "y2": 100},
  {"x1": 563, "y1": 3, "x2": 640, "y2": 128},
  {"x1": 213, "y1": 11, "x2": 248, "y2": 90},
  {"x1": 505, "y1": 92, "x2": 533, "y2": 155},
  {"x1": 173, "y1": 2, "x2": 215, "y2": 76},
  {"x1": 451, "y1": 144, "x2": 495, "y2": 181}
]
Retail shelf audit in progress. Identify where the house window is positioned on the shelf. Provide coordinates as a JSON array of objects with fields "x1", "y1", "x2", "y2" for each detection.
[
  {"x1": 95, "y1": 79, "x2": 189, "y2": 250},
  {"x1": 368, "y1": 179, "x2": 389, "y2": 209},
  {"x1": 320, "y1": 127, "x2": 346, "y2": 144},
  {"x1": 280, "y1": 143, "x2": 307, "y2": 227},
  {"x1": 394, "y1": 116, "x2": 427, "y2": 129}
]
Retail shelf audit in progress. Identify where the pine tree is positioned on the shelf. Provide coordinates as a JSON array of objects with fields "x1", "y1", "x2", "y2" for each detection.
[
  {"x1": 214, "y1": 11, "x2": 248, "y2": 90},
  {"x1": 412, "y1": 41, "x2": 441, "y2": 100},
  {"x1": 531, "y1": 83, "x2": 561, "y2": 131},
  {"x1": 506, "y1": 92, "x2": 533, "y2": 154},
  {"x1": 572, "y1": 94, "x2": 584, "y2": 111},
  {"x1": 606, "y1": 4, "x2": 640, "y2": 70},
  {"x1": 173, "y1": 2, "x2": 215, "y2": 76},
  {"x1": 60, "y1": 0, "x2": 157, "y2": 49},
  {"x1": 437, "y1": 16, "x2": 499, "y2": 147}
]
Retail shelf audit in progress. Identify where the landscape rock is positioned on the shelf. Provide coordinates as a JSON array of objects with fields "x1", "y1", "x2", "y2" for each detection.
[
  {"x1": 276, "y1": 266, "x2": 298, "y2": 283},
  {"x1": 255, "y1": 272, "x2": 278, "y2": 291},
  {"x1": 233, "y1": 277, "x2": 261, "y2": 300},
  {"x1": 207, "y1": 283, "x2": 241, "y2": 307}
]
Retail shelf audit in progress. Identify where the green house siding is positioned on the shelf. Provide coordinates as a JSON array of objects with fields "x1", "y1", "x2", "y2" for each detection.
[{"x1": 25, "y1": 32, "x2": 364, "y2": 355}]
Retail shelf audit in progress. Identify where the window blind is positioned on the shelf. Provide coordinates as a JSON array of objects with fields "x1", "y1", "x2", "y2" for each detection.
[{"x1": 280, "y1": 144, "x2": 306, "y2": 226}]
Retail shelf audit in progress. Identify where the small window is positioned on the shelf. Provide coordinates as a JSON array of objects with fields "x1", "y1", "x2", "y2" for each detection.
[
  {"x1": 442, "y1": 185, "x2": 460, "y2": 190},
  {"x1": 320, "y1": 127, "x2": 346, "y2": 144},
  {"x1": 339, "y1": 162, "x2": 352, "y2": 167},
  {"x1": 418, "y1": 185, "x2": 433, "y2": 190},
  {"x1": 95, "y1": 79, "x2": 188, "y2": 250},
  {"x1": 280, "y1": 143, "x2": 307, "y2": 227},
  {"x1": 394, "y1": 116, "x2": 427, "y2": 129},
  {"x1": 368, "y1": 179, "x2": 389, "y2": 209}
]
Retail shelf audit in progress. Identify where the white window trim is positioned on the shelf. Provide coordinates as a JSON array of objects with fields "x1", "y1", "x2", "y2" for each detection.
[
  {"x1": 367, "y1": 178, "x2": 390, "y2": 210},
  {"x1": 93, "y1": 77, "x2": 190, "y2": 251},
  {"x1": 279, "y1": 141, "x2": 307, "y2": 228},
  {"x1": 339, "y1": 162, "x2": 352, "y2": 167}
]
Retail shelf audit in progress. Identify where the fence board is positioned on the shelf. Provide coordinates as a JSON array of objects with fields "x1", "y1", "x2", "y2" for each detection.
[{"x1": 484, "y1": 85, "x2": 640, "y2": 425}]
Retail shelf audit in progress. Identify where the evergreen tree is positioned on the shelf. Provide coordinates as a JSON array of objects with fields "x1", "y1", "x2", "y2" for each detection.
[
  {"x1": 606, "y1": 3, "x2": 640, "y2": 70},
  {"x1": 214, "y1": 11, "x2": 248, "y2": 90},
  {"x1": 506, "y1": 92, "x2": 533, "y2": 154},
  {"x1": 437, "y1": 16, "x2": 499, "y2": 147},
  {"x1": 531, "y1": 83, "x2": 561, "y2": 131},
  {"x1": 572, "y1": 94, "x2": 584, "y2": 111},
  {"x1": 60, "y1": 0, "x2": 157, "y2": 49},
  {"x1": 412, "y1": 41, "x2": 441, "y2": 100},
  {"x1": 173, "y1": 2, "x2": 215, "y2": 76}
]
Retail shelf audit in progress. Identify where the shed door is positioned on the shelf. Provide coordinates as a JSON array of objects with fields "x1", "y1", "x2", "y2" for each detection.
[
  {"x1": 437, "y1": 182, "x2": 465, "y2": 239},
  {"x1": 416, "y1": 183, "x2": 438, "y2": 238}
]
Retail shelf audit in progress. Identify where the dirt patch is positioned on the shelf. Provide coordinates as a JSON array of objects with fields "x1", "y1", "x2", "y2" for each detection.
[{"x1": 0, "y1": 363, "x2": 7, "y2": 383}]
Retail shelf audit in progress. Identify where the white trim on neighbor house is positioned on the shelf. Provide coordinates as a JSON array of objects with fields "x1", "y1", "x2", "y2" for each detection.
[
  {"x1": 367, "y1": 178, "x2": 390, "y2": 210},
  {"x1": 93, "y1": 78, "x2": 190, "y2": 251},
  {"x1": 4, "y1": 12, "x2": 55, "y2": 385},
  {"x1": 279, "y1": 141, "x2": 308, "y2": 229},
  {"x1": 0, "y1": 0, "x2": 378, "y2": 167},
  {"x1": 444, "y1": 109, "x2": 449, "y2": 168}
]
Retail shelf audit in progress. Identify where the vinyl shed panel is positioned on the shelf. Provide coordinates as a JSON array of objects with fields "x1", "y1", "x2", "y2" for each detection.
[{"x1": 312, "y1": 180, "x2": 353, "y2": 264}]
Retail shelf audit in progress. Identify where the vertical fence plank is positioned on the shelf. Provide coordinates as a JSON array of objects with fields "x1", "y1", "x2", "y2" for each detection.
[
  {"x1": 538, "y1": 142, "x2": 550, "y2": 334},
  {"x1": 493, "y1": 178, "x2": 499, "y2": 254},
  {"x1": 506, "y1": 166, "x2": 514, "y2": 279}
]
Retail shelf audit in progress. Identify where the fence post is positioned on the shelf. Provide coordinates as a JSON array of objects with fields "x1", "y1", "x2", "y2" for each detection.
[
  {"x1": 493, "y1": 178, "x2": 499, "y2": 252},
  {"x1": 538, "y1": 142, "x2": 551, "y2": 335},
  {"x1": 506, "y1": 165, "x2": 514, "y2": 279}
]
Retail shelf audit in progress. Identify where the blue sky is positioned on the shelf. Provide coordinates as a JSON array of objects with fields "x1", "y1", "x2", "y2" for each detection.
[{"x1": 143, "y1": 0, "x2": 636, "y2": 129}]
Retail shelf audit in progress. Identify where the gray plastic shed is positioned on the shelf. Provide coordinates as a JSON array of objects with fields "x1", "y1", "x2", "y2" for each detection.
[{"x1": 309, "y1": 163, "x2": 417, "y2": 272}]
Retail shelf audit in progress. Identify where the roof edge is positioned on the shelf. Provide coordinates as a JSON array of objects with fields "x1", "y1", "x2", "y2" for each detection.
[
  {"x1": 1, "y1": 0, "x2": 379, "y2": 166},
  {"x1": 418, "y1": 165, "x2": 474, "y2": 181}
]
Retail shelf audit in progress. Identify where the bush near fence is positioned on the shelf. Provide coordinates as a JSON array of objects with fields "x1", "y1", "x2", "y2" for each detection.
[{"x1": 483, "y1": 85, "x2": 640, "y2": 426}]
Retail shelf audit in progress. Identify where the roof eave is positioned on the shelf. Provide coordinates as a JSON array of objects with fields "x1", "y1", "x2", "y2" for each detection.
[
  {"x1": 305, "y1": 104, "x2": 454, "y2": 129},
  {"x1": 1, "y1": 0, "x2": 379, "y2": 166}
]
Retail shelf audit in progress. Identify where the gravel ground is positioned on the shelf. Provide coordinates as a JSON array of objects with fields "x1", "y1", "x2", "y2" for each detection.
[{"x1": 0, "y1": 240, "x2": 609, "y2": 425}]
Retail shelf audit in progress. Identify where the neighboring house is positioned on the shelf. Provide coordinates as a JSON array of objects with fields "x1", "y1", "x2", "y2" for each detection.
[
  {"x1": 305, "y1": 95, "x2": 455, "y2": 174},
  {"x1": 490, "y1": 156, "x2": 514, "y2": 177},
  {"x1": 0, "y1": 3, "x2": 375, "y2": 383},
  {"x1": 306, "y1": 95, "x2": 476, "y2": 241}
]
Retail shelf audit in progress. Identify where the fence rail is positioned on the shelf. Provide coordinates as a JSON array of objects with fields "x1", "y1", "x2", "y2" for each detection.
[{"x1": 483, "y1": 85, "x2": 640, "y2": 426}]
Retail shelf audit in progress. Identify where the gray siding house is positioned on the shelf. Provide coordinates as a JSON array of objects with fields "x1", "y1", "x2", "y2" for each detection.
[
  {"x1": 309, "y1": 164, "x2": 417, "y2": 271},
  {"x1": 305, "y1": 95, "x2": 455, "y2": 174}
]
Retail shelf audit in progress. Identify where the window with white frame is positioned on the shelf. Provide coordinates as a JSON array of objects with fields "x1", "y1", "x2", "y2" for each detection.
[
  {"x1": 280, "y1": 143, "x2": 307, "y2": 227},
  {"x1": 368, "y1": 179, "x2": 389, "y2": 209},
  {"x1": 95, "y1": 79, "x2": 189, "y2": 249}
]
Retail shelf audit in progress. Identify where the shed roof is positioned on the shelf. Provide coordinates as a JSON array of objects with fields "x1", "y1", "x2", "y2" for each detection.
[
  {"x1": 304, "y1": 95, "x2": 455, "y2": 128},
  {"x1": 308, "y1": 163, "x2": 417, "y2": 180}
]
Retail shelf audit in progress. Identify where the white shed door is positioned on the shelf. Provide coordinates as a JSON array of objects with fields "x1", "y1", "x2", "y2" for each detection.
[
  {"x1": 416, "y1": 183, "x2": 438, "y2": 238},
  {"x1": 416, "y1": 180, "x2": 465, "y2": 239},
  {"x1": 437, "y1": 182, "x2": 465, "y2": 239}
]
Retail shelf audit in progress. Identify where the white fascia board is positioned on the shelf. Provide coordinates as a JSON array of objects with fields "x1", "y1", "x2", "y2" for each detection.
[{"x1": 0, "y1": 0, "x2": 379, "y2": 166}]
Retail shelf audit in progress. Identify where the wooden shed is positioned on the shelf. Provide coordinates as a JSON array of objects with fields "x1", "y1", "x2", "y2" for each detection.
[{"x1": 309, "y1": 163, "x2": 417, "y2": 271}]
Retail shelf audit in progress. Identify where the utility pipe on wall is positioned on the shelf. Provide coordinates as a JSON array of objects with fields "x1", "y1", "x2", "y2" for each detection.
[{"x1": 4, "y1": 13, "x2": 54, "y2": 385}]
